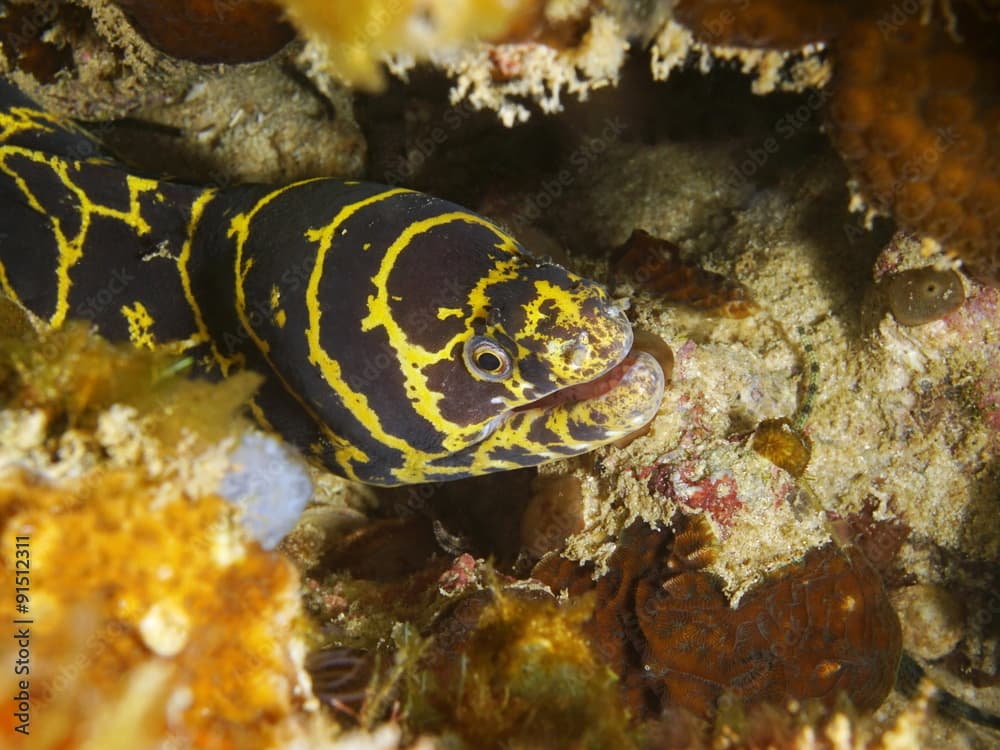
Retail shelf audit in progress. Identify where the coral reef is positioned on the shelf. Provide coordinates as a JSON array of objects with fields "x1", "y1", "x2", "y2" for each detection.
[
  {"x1": 1, "y1": 2, "x2": 998, "y2": 747},
  {"x1": 0, "y1": 306, "x2": 371, "y2": 749},
  {"x1": 0, "y1": 470, "x2": 311, "y2": 748},
  {"x1": 280, "y1": 0, "x2": 550, "y2": 89},
  {"x1": 0, "y1": 1, "x2": 85, "y2": 83},
  {"x1": 0, "y1": 1, "x2": 363, "y2": 184},
  {"x1": 414, "y1": 586, "x2": 635, "y2": 748},
  {"x1": 533, "y1": 513, "x2": 902, "y2": 719},
  {"x1": 100, "y1": 63, "x2": 365, "y2": 184},
  {"x1": 827, "y1": 17, "x2": 999, "y2": 285},
  {"x1": 3, "y1": 2, "x2": 995, "y2": 282},
  {"x1": 671, "y1": 0, "x2": 854, "y2": 48},
  {"x1": 658, "y1": 2, "x2": 999, "y2": 284},
  {"x1": 749, "y1": 418, "x2": 812, "y2": 478}
]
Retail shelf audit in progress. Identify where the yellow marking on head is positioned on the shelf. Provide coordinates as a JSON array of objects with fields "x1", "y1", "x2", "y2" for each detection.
[
  {"x1": 436, "y1": 307, "x2": 464, "y2": 320},
  {"x1": 274, "y1": 309, "x2": 287, "y2": 328},
  {"x1": 361, "y1": 212, "x2": 535, "y2": 454},
  {"x1": 121, "y1": 301, "x2": 156, "y2": 350},
  {"x1": 269, "y1": 285, "x2": 281, "y2": 310},
  {"x1": 521, "y1": 278, "x2": 620, "y2": 383}
]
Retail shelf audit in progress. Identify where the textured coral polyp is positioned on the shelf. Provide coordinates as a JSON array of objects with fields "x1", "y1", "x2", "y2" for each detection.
[
  {"x1": 667, "y1": 3, "x2": 999, "y2": 285},
  {"x1": 0, "y1": 313, "x2": 311, "y2": 749},
  {"x1": 750, "y1": 417, "x2": 812, "y2": 478},
  {"x1": 534, "y1": 515, "x2": 902, "y2": 721},
  {"x1": 417, "y1": 587, "x2": 634, "y2": 747},
  {"x1": 828, "y1": 18, "x2": 999, "y2": 283}
]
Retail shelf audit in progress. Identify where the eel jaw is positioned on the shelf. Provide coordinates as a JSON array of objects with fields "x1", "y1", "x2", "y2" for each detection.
[
  {"x1": 421, "y1": 345, "x2": 664, "y2": 481},
  {"x1": 479, "y1": 347, "x2": 666, "y2": 460},
  {"x1": 520, "y1": 348, "x2": 664, "y2": 440}
]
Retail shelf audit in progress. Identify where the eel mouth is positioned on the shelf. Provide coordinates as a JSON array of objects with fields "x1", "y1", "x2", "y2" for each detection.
[
  {"x1": 426, "y1": 341, "x2": 666, "y2": 479},
  {"x1": 515, "y1": 349, "x2": 654, "y2": 414},
  {"x1": 503, "y1": 345, "x2": 666, "y2": 449}
]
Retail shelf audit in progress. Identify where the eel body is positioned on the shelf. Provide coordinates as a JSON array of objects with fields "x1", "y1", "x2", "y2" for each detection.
[{"x1": 0, "y1": 81, "x2": 664, "y2": 485}]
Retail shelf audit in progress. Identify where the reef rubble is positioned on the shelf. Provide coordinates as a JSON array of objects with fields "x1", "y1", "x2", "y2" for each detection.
[{"x1": 0, "y1": 1, "x2": 997, "y2": 748}]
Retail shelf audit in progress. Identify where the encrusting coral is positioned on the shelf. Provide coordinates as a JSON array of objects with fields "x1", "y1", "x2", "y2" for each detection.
[
  {"x1": 0, "y1": 471, "x2": 310, "y2": 748},
  {"x1": 414, "y1": 585, "x2": 636, "y2": 748},
  {"x1": 279, "y1": 0, "x2": 551, "y2": 90},
  {"x1": 0, "y1": 306, "x2": 333, "y2": 749}
]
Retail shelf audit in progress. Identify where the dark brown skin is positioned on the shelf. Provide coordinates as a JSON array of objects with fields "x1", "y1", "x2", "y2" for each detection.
[{"x1": 534, "y1": 514, "x2": 902, "y2": 719}]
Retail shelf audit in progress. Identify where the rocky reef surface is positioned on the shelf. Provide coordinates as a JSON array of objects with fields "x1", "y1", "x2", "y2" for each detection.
[{"x1": 1, "y1": 1, "x2": 997, "y2": 748}]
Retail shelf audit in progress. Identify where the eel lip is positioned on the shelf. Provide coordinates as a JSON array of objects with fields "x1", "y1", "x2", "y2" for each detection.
[{"x1": 506, "y1": 346, "x2": 665, "y2": 441}]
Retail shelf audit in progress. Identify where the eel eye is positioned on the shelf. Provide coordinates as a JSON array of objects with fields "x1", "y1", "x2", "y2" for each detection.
[{"x1": 464, "y1": 336, "x2": 513, "y2": 381}]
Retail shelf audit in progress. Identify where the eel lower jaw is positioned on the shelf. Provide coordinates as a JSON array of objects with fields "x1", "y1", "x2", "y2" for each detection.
[{"x1": 499, "y1": 347, "x2": 666, "y2": 447}]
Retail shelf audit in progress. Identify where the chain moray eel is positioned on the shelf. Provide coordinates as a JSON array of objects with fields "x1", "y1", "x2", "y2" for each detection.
[{"x1": 0, "y1": 80, "x2": 664, "y2": 485}]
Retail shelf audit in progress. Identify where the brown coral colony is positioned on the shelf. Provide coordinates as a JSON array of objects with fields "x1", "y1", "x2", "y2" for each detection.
[
  {"x1": 827, "y1": 19, "x2": 998, "y2": 285},
  {"x1": 112, "y1": 0, "x2": 294, "y2": 63},
  {"x1": 533, "y1": 514, "x2": 902, "y2": 719}
]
